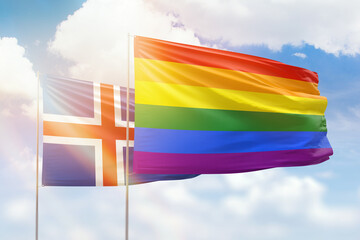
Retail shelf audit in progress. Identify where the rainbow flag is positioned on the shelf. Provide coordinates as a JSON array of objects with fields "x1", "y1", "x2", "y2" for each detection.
[{"x1": 133, "y1": 36, "x2": 333, "y2": 174}]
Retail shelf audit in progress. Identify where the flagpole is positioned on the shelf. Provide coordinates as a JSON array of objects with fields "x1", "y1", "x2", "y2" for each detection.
[
  {"x1": 125, "y1": 33, "x2": 131, "y2": 240},
  {"x1": 35, "y1": 71, "x2": 40, "y2": 240}
]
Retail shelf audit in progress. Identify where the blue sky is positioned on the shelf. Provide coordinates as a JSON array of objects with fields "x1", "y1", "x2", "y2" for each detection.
[{"x1": 1, "y1": 0, "x2": 360, "y2": 239}]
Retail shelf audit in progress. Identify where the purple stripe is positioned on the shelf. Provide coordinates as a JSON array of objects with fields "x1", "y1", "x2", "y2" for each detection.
[{"x1": 133, "y1": 148, "x2": 333, "y2": 174}]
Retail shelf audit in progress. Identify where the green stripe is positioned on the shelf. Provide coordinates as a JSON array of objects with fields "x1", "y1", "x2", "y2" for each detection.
[{"x1": 135, "y1": 104, "x2": 327, "y2": 132}]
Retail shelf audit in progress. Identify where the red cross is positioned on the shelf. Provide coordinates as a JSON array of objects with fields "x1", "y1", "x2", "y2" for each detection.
[{"x1": 43, "y1": 83, "x2": 134, "y2": 186}]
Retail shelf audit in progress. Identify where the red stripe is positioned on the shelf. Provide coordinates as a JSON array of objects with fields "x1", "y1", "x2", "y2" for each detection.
[{"x1": 134, "y1": 36, "x2": 318, "y2": 84}]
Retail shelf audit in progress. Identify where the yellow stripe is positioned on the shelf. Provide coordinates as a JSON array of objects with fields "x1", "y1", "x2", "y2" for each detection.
[
  {"x1": 135, "y1": 81, "x2": 327, "y2": 116},
  {"x1": 135, "y1": 58, "x2": 324, "y2": 99}
]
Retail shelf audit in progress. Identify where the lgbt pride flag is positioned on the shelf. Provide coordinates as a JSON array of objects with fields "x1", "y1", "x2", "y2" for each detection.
[
  {"x1": 42, "y1": 75, "x2": 198, "y2": 186},
  {"x1": 133, "y1": 36, "x2": 333, "y2": 174}
]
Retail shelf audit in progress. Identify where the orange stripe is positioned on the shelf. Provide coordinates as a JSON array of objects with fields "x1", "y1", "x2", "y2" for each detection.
[
  {"x1": 100, "y1": 84, "x2": 117, "y2": 186},
  {"x1": 43, "y1": 121, "x2": 134, "y2": 141},
  {"x1": 134, "y1": 36, "x2": 319, "y2": 84},
  {"x1": 43, "y1": 122, "x2": 125, "y2": 139},
  {"x1": 135, "y1": 58, "x2": 324, "y2": 99},
  {"x1": 102, "y1": 139, "x2": 117, "y2": 186}
]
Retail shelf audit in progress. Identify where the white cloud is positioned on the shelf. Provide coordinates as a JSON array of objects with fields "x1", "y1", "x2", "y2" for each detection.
[
  {"x1": 20, "y1": 100, "x2": 37, "y2": 120},
  {"x1": 49, "y1": 0, "x2": 201, "y2": 86},
  {"x1": 2, "y1": 145, "x2": 38, "y2": 191},
  {"x1": 223, "y1": 170, "x2": 359, "y2": 228},
  {"x1": 68, "y1": 227, "x2": 97, "y2": 240},
  {"x1": 1, "y1": 108, "x2": 13, "y2": 117},
  {"x1": 293, "y1": 52, "x2": 307, "y2": 59},
  {"x1": 0, "y1": 37, "x2": 37, "y2": 99},
  {"x1": 0, "y1": 37, "x2": 38, "y2": 119},
  {"x1": 162, "y1": 183, "x2": 197, "y2": 205},
  {"x1": 122, "y1": 171, "x2": 360, "y2": 240},
  {"x1": 10, "y1": 146, "x2": 36, "y2": 173},
  {"x1": 151, "y1": 0, "x2": 360, "y2": 55},
  {"x1": 3, "y1": 198, "x2": 32, "y2": 222}
]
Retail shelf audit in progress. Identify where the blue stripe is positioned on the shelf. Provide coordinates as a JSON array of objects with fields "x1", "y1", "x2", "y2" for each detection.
[{"x1": 134, "y1": 128, "x2": 331, "y2": 154}]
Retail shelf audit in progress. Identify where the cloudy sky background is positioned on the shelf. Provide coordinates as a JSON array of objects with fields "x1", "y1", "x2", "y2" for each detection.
[{"x1": 1, "y1": 0, "x2": 360, "y2": 239}]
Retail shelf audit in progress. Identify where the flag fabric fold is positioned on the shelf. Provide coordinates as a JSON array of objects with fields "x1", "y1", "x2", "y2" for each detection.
[
  {"x1": 133, "y1": 36, "x2": 333, "y2": 174},
  {"x1": 41, "y1": 75, "x2": 198, "y2": 186}
]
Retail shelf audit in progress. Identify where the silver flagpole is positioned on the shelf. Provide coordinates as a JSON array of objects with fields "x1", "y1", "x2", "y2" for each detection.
[
  {"x1": 35, "y1": 71, "x2": 40, "y2": 240},
  {"x1": 125, "y1": 33, "x2": 131, "y2": 240}
]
